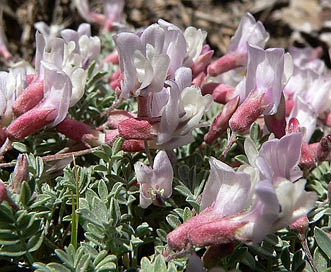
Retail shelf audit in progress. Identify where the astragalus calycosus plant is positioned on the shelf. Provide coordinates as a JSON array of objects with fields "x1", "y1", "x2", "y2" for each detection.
[
  {"x1": 167, "y1": 133, "x2": 316, "y2": 249},
  {"x1": 0, "y1": 7, "x2": 330, "y2": 272}
]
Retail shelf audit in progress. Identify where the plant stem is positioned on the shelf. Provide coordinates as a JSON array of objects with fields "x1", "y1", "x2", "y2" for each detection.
[
  {"x1": 70, "y1": 156, "x2": 80, "y2": 250},
  {"x1": 300, "y1": 235, "x2": 319, "y2": 272}
]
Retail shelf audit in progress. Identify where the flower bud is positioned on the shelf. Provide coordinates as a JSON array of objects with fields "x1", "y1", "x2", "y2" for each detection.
[
  {"x1": 208, "y1": 52, "x2": 246, "y2": 76},
  {"x1": 12, "y1": 78, "x2": 44, "y2": 116},
  {"x1": 229, "y1": 92, "x2": 265, "y2": 134},
  {"x1": 7, "y1": 107, "x2": 58, "y2": 140},
  {"x1": 118, "y1": 118, "x2": 156, "y2": 140},
  {"x1": 9, "y1": 154, "x2": 28, "y2": 194},
  {"x1": 204, "y1": 96, "x2": 239, "y2": 144},
  {"x1": 202, "y1": 83, "x2": 235, "y2": 104}
]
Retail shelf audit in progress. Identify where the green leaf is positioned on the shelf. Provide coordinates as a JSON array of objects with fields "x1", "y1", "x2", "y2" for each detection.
[
  {"x1": 153, "y1": 254, "x2": 167, "y2": 272},
  {"x1": 109, "y1": 198, "x2": 121, "y2": 226},
  {"x1": 167, "y1": 262, "x2": 177, "y2": 272},
  {"x1": 112, "y1": 138, "x2": 124, "y2": 155},
  {"x1": 156, "y1": 229, "x2": 168, "y2": 243},
  {"x1": 102, "y1": 144, "x2": 113, "y2": 157},
  {"x1": 242, "y1": 251, "x2": 256, "y2": 270},
  {"x1": 27, "y1": 233, "x2": 44, "y2": 252},
  {"x1": 76, "y1": 254, "x2": 91, "y2": 271},
  {"x1": 19, "y1": 181, "x2": 32, "y2": 207},
  {"x1": 55, "y1": 248, "x2": 75, "y2": 270},
  {"x1": 182, "y1": 207, "x2": 192, "y2": 222},
  {"x1": 166, "y1": 214, "x2": 182, "y2": 229},
  {"x1": 280, "y1": 247, "x2": 291, "y2": 270},
  {"x1": 0, "y1": 230, "x2": 19, "y2": 241},
  {"x1": 250, "y1": 122, "x2": 261, "y2": 142},
  {"x1": 12, "y1": 142, "x2": 28, "y2": 153},
  {"x1": 140, "y1": 257, "x2": 152, "y2": 272},
  {"x1": 86, "y1": 223, "x2": 105, "y2": 239},
  {"x1": 174, "y1": 185, "x2": 194, "y2": 199},
  {"x1": 313, "y1": 247, "x2": 328, "y2": 272},
  {"x1": 0, "y1": 241, "x2": 26, "y2": 257},
  {"x1": 292, "y1": 250, "x2": 305, "y2": 272},
  {"x1": 98, "y1": 179, "x2": 109, "y2": 200},
  {"x1": 33, "y1": 262, "x2": 71, "y2": 272},
  {"x1": 235, "y1": 154, "x2": 248, "y2": 165},
  {"x1": 314, "y1": 227, "x2": 331, "y2": 259},
  {"x1": 93, "y1": 150, "x2": 110, "y2": 162},
  {"x1": 92, "y1": 196, "x2": 108, "y2": 224}
]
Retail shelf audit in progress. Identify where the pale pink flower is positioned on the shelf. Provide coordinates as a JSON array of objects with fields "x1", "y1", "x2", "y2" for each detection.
[
  {"x1": 115, "y1": 20, "x2": 208, "y2": 99},
  {"x1": 208, "y1": 13, "x2": 269, "y2": 76},
  {"x1": 229, "y1": 45, "x2": 289, "y2": 134},
  {"x1": 167, "y1": 133, "x2": 316, "y2": 250},
  {"x1": 134, "y1": 150, "x2": 173, "y2": 208}
]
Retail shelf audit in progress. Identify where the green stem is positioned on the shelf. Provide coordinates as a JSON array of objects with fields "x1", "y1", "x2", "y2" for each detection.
[
  {"x1": 24, "y1": 250, "x2": 34, "y2": 267},
  {"x1": 70, "y1": 156, "x2": 80, "y2": 250},
  {"x1": 70, "y1": 191, "x2": 77, "y2": 250}
]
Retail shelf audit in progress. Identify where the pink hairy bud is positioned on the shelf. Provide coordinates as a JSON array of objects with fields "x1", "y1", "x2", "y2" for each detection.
[
  {"x1": 118, "y1": 118, "x2": 156, "y2": 140},
  {"x1": 192, "y1": 72, "x2": 205, "y2": 87},
  {"x1": 167, "y1": 208, "x2": 215, "y2": 251},
  {"x1": 26, "y1": 74, "x2": 35, "y2": 86},
  {"x1": 7, "y1": 107, "x2": 58, "y2": 140},
  {"x1": 107, "y1": 110, "x2": 136, "y2": 128},
  {"x1": 122, "y1": 139, "x2": 145, "y2": 152},
  {"x1": 201, "y1": 83, "x2": 235, "y2": 104},
  {"x1": 191, "y1": 49, "x2": 214, "y2": 78},
  {"x1": 229, "y1": 92, "x2": 265, "y2": 134},
  {"x1": 289, "y1": 215, "x2": 309, "y2": 235},
  {"x1": 204, "y1": 96, "x2": 239, "y2": 144},
  {"x1": 12, "y1": 78, "x2": 44, "y2": 116},
  {"x1": 105, "y1": 130, "x2": 145, "y2": 152},
  {"x1": 300, "y1": 142, "x2": 316, "y2": 168},
  {"x1": 188, "y1": 219, "x2": 247, "y2": 248},
  {"x1": 208, "y1": 52, "x2": 246, "y2": 77},
  {"x1": 167, "y1": 206, "x2": 247, "y2": 251},
  {"x1": 0, "y1": 181, "x2": 17, "y2": 210},
  {"x1": 56, "y1": 117, "x2": 100, "y2": 146}
]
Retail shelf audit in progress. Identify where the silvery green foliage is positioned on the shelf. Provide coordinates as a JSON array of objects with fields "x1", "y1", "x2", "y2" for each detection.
[{"x1": 1, "y1": 14, "x2": 331, "y2": 272}]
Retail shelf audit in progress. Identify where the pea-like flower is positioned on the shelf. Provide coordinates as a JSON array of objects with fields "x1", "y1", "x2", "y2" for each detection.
[
  {"x1": 5, "y1": 24, "x2": 100, "y2": 141},
  {"x1": 167, "y1": 133, "x2": 316, "y2": 250},
  {"x1": 208, "y1": 13, "x2": 269, "y2": 76},
  {"x1": 114, "y1": 19, "x2": 207, "y2": 98},
  {"x1": 229, "y1": 44, "x2": 291, "y2": 134},
  {"x1": 134, "y1": 150, "x2": 173, "y2": 208}
]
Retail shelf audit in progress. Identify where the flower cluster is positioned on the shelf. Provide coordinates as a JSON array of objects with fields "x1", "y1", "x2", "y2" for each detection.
[
  {"x1": 0, "y1": 23, "x2": 100, "y2": 147},
  {"x1": 167, "y1": 133, "x2": 316, "y2": 250},
  {"x1": 0, "y1": 4, "x2": 329, "y2": 271}
]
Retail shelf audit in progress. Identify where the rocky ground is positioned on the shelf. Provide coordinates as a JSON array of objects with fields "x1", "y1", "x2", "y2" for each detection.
[{"x1": 1, "y1": 0, "x2": 331, "y2": 63}]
